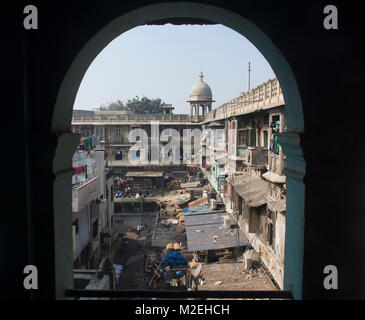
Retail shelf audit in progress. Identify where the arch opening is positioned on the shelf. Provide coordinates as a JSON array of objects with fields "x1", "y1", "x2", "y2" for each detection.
[{"x1": 52, "y1": 2, "x2": 305, "y2": 299}]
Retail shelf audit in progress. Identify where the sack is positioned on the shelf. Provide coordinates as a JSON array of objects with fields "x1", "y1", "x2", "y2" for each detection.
[
  {"x1": 166, "y1": 243, "x2": 174, "y2": 252},
  {"x1": 189, "y1": 261, "x2": 200, "y2": 269}
]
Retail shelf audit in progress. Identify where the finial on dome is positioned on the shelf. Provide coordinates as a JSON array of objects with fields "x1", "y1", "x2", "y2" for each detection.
[{"x1": 199, "y1": 72, "x2": 204, "y2": 81}]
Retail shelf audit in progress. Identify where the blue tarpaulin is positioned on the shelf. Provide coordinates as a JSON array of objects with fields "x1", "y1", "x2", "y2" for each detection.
[{"x1": 164, "y1": 251, "x2": 188, "y2": 266}]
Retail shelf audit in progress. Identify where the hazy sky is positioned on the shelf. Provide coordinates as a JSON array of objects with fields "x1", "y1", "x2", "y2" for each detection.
[{"x1": 74, "y1": 24, "x2": 275, "y2": 114}]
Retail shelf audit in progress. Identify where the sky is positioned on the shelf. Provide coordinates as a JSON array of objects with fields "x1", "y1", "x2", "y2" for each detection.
[{"x1": 74, "y1": 24, "x2": 275, "y2": 114}]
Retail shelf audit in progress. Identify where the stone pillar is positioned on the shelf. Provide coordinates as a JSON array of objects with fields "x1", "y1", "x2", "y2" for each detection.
[{"x1": 278, "y1": 132, "x2": 305, "y2": 299}]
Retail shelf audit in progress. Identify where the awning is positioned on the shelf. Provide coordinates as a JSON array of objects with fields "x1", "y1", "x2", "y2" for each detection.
[
  {"x1": 262, "y1": 171, "x2": 286, "y2": 184},
  {"x1": 233, "y1": 173, "x2": 268, "y2": 207},
  {"x1": 125, "y1": 171, "x2": 163, "y2": 178},
  {"x1": 207, "y1": 121, "x2": 225, "y2": 127},
  {"x1": 101, "y1": 226, "x2": 119, "y2": 240}
]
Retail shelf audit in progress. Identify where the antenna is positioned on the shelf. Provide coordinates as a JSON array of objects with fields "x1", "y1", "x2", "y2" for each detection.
[{"x1": 248, "y1": 62, "x2": 251, "y2": 91}]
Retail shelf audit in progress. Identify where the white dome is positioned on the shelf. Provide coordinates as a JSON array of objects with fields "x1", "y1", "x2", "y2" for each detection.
[{"x1": 189, "y1": 72, "x2": 213, "y2": 101}]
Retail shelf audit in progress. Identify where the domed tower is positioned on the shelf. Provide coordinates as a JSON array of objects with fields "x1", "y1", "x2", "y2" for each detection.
[{"x1": 188, "y1": 72, "x2": 215, "y2": 122}]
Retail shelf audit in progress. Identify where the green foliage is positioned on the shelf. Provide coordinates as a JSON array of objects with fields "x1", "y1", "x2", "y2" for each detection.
[
  {"x1": 98, "y1": 96, "x2": 165, "y2": 114},
  {"x1": 98, "y1": 99, "x2": 124, "y2": 111}
]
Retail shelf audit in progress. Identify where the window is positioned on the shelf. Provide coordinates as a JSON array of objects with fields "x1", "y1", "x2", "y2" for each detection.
[
  {"x1": 266, "y1": 221, "x2": 274, "y2": 246},
  {"x1": 115, "y1": 127, "x2": 121, "y2": 137},
  {"x1": 263, "y1": 130, "x2": 268, "y2": 148},
  {"x1": 248, "y1": 207, "x2": 261, "y2": 234},
  {"x1": 249, "y1": 129, "x2": 256, "y2": 147},
  {"x1": 266, "y1": 210, "x2": 275, "y2": 247},
  {"x1": 92, "y1": 219, "x2": 99, "y2": 241},
  {"x1": 95, "y1": 126, "x2": 103, "y2": 139},
  {"x1": 72, "y1": 219, "x2": 79, "y2": 234},
  {"x1": 270, "y1": 115, "x2": 280, "y2": 155},
  {"x1": 238, "y1": 130, "x2": 247, "y2": 146}
]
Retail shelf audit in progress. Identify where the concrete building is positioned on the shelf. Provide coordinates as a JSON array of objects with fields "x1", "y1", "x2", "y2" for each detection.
[
  {"x1": 71, "y1": 140, "x2": 118, "y2": 270},
  {"x1": 14, "y1": 1, "x2": 364, "y2": 300},
  {"x1": 71, "y1": 74, "x2": 287, "y2": 288}
]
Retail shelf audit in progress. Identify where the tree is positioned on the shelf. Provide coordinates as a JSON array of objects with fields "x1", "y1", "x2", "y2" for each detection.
[
  {"x1": 98, "y1": 99, "x2": 124, "y2": 111},
  {"x1": 125, "y1": 96, "x2": 165, "y2": 114},
  {"x1": 98, "y1": 96, "x2": 165, "y2": 114}
]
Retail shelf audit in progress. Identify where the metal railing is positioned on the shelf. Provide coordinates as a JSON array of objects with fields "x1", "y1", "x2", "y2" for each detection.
[{"x1": 72, "y1": 113, "x2": 192, "y2": 123}]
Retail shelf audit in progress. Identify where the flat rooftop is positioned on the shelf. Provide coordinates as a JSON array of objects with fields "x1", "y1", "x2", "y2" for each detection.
[{"x1": 125, "y1": 171, "x2": 164, "y2": 178}]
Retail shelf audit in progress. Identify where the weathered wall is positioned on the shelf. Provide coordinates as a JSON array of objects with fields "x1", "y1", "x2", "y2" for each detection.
[
  {"x1": 72, "y1": 177, "x2": 100, "y2": 212},
  {"x1": 73, "y1": 206, "x2": 90, "y2": 261}
]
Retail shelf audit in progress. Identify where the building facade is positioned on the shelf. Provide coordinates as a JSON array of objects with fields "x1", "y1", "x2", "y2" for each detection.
[
  {"x1": 71, "y1": 74, "x2": 286, "y2": 288},
  {"x1": 72, "y1": 141, "x2": 118, "y2": 270}
]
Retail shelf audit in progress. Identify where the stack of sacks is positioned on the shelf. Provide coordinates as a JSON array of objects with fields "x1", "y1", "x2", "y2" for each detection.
[
  {"x1": 173, "y1": 242, "x2": 181, "y2": 251},
  {"x1": 166, "y1": 243, "x2": 174, "y2": 252},
  {"x1": 188, "y1": 261, "x2": 201, "y2": 269},
  {"x1": 164, "y1": 250, "x2": 188, "y2": 267},
  {"x1": 178, "y1": 215, "x2": 185, "y2": 227}
]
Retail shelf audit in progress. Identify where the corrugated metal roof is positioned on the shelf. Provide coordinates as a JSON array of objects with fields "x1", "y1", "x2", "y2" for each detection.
[
  {"x1": 125, "y1": 171, "x2": 163, "y2": 178},
  {"x1": 233, "y1": 173, "x2": 268, "y2": 207},
  {"x1": 185, "y1": 212, "x2": 226, "y2": 226},
  {"x1": 184, "y1": 208, "x2": 248, "y2": 251},
  {"x1": 186, "y1": 223, "x2": 248, "y2": 252},
  {"x1": 183, "y1": 205, "x2": 225, "y2": 216}
]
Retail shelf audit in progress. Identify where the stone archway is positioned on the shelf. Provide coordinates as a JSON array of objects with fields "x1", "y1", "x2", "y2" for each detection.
[
  {"x1": 52, "y1": 2, "x2": 305, "y2": 299},
  {"x1": 199, "y1": 105, "x2": 205, "y2": 116}
]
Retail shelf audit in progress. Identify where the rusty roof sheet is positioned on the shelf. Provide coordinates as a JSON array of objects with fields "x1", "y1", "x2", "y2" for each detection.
[
  {"x1": 186, "y1": 223, "x2": 248, "y2": 251},
  {"x1": 233, "y1": 174, "x2": 268, "y2": 207},
  {"x1": 262, "y1": 171, "x2": 286, "y2": 184},
  {"x1": 125, "y1": 171, "x2": 163, "y2": 178},
  {"x1": 185, "y1": 211, "x2": 226, "y2": 226}
]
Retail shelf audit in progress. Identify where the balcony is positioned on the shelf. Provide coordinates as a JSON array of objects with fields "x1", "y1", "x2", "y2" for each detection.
[
  {"x1": 245, "y1": 147, "x2": 267, "y2": 167},
  {"x1": 72, "y1": 177, "x2": 100, "y2": 212},
  {"x1": 72, "y1": 113, "x2": 192, "y2": 124},
  {"x1": 105, "y1": 137, "x2": 131, "y2": 146},
  {"x1": 267, "y1": 152, "x2": 286, "y2": 176}
]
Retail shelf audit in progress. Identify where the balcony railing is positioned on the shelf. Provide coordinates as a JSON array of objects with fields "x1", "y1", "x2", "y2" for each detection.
[
  {"x1": 268, "y1": 152, "x2": 286, "y2": 176},
  {"x1": 203, "y1": 77, "x2": 284, "y2": 122},
  {"x1": 72, "y1": 113, "x2": 192, "y2": 123}
]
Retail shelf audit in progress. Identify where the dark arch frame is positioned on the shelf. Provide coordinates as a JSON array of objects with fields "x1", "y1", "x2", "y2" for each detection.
[{"x1": 51, "y1": 2, "x2": 305, "y2": 299}]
